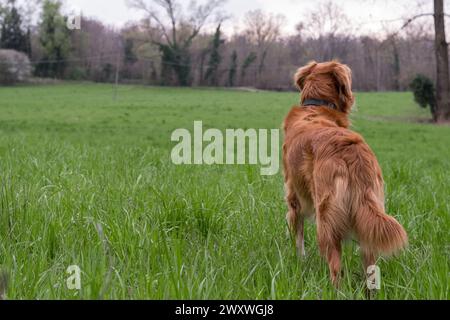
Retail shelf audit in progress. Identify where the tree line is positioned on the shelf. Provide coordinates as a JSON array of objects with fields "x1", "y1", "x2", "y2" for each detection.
[{"x1": 0, "y1": 0, "x2": 448, "y2": 120}]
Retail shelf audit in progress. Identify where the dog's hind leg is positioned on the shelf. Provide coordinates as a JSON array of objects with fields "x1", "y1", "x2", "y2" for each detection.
[
  {"x1": 361, "y1": 249, "x2": 376, "y2": 274},
  {"x1": 296, "y1": 215, "x2": 305, "y2": 257},
  {"x1": 317, "y1": 212, "x2": 343, "y2": 287},
  {"x1": 315, "y1": 187, "x2": 347, "y2": 286},
  {"x1": 317, "y1": 205, "x2": 346, "y2": 287},
  {"x1": 361, "y1": 248, "x2": 378, "y2": 299},
  {"x1": 285, "y1": 181, "x2": 298, "y2": 233},
  {"x1": 314, "y1": 163, "x2": 349, "y2": 287},
  {"x1": 285, "y1": 183, "x2": 306, "y2": 257}
]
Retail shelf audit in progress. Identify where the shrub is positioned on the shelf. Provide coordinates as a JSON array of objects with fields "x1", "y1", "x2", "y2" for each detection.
[
  {"x1": 66, "y1": 66, "x2": 88, "y2": 80},
  {"x1": 409, "y1": 74, "x2": 436, "y2": 119},
  {"x1": 92, "y1": 63, "x2": 115, "y2": 83},
  {"x1": 0, "y1": 49, "x2": 32, "y2": 85}
]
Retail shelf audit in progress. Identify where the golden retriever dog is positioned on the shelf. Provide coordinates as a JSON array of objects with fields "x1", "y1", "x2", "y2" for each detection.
[{"x1": 283, "y1": 60, "x2": 407, "y2": 287}]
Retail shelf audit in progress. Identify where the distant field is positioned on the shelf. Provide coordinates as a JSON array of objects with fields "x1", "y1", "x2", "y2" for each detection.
[{"x1": 0, "y1": 83, "x2": 448, "y2": 299}]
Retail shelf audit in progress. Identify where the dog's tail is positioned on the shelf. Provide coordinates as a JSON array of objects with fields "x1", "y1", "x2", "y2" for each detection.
[{"x1": 354, "y1": 192, "x2": 408, "y2": 256}]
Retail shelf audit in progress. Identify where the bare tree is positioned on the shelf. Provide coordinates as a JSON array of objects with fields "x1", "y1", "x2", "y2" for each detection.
[
  {"x1": 128, "y1": 0, "x2": 226, "y2": 85},
  {"x1": 243, "y1": 10, "x2": 284, "y2": 77},
  {"x1": 300, "y1": 2, "x2": 353, "y2": 62},
  {"x1": 303, "y1": 1, "x2": 352, "y2": 39}
]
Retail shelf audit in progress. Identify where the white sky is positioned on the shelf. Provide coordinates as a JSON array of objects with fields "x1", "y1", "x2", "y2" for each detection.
[{"x1": 54, "y1": 0, "x2": 436, "y2": 36}]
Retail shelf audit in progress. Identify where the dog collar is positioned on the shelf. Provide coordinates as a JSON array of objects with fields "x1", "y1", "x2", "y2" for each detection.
[{"x1": 302, "y1": 99, "x2": 337, "y2": 110}]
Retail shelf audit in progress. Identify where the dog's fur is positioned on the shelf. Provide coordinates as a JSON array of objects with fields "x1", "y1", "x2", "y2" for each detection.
[{"x1": 283, "y1": 60, "x2": 408, "y2": 286}]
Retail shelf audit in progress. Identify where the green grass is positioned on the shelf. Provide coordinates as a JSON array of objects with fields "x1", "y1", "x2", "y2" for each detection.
[{"x1": 0, "y1": 83, "x2": 448, "y2": 299}]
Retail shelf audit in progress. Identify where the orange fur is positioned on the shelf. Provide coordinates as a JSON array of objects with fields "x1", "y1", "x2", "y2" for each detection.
[{"x1": 283, "y1": 60, "x2": 408, "y2": 287}]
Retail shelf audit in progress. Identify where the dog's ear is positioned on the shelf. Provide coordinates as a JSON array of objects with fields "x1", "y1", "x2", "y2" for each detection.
[
  {"x1": 294, "y1": 61, "x2": 317, "y2": 90},
  {"x1": 332, "y1": 62, "x2": 354, "y2": 113}
]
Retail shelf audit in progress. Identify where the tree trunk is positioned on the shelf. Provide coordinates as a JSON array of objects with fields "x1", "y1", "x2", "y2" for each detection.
[
  {"x1": 433, "y1": 0, "x2": 450, "y2": 122},
  {"x1": 392, "y1": 40, "x2": 400, "y2": 91}
]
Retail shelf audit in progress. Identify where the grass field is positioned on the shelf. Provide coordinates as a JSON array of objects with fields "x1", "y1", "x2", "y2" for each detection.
[{"x1": 0, "y1": 83, "x2": 448, "y2": 299}]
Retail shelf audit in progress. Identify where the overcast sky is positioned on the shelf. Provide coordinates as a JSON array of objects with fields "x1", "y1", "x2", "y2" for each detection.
[{"x1": 58, "y1": 0, "x2": 436, "y2": 36}]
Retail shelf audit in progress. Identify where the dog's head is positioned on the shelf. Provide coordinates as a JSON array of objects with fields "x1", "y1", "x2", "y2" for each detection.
[{"x1": 294, "y1": 60, "x2": 354, "y2": 114}]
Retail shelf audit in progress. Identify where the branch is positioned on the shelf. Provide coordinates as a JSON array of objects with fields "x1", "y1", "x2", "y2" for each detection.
[
  {"x1": 383, "y1": 12, "x2": 450, "y2": 44},
  {"x1": 128, "y1": 0, "x2": 173, "y2": 45},
  {"x1": 392, "y1": 13, "x2": 433, "y2": 38},
  {"x1": 183, "y1": 0, "x2": 223, "y2": 48},
  {"x1": 152, "y1": 0, "x2": 178, "y2": 45},
  {"x1": 129, "y1": 0, "x2": 225, "y2": 49},
  {"x1": 164, "y1": 0, "x2": 177, "y2": 46}
]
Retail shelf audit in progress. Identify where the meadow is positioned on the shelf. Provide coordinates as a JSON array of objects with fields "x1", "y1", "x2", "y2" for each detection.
[{"x1": 0, "y1": 83, "x2": 448, "y2": 299}]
